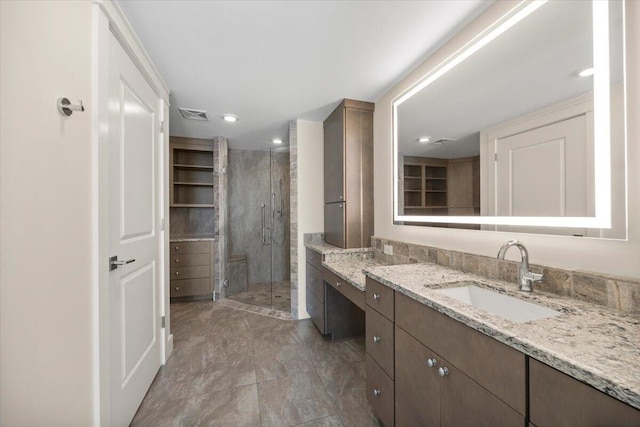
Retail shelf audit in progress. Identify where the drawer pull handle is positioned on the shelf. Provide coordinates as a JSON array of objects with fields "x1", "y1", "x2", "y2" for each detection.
[
  {"x1": 373, "y1": 293, "x2": 381, "y2": 300},
  {"x1": 438, "y1": 367, "x2": 449, "y2": 377},
  {"x1": 427, "y1": 358, "x2": 437, "y2": 368},
  {"x1": 175, "y1": 246, "x2": 179, "y2": 250},
  {"x1": 373, "y1": 388, "x2": 381, "y2": 397},
  {"x1": 373, "y1": 336, "x2": 381, "y2": 343},
  {"x1": 174, "y1": 259, "x2": 179, "y2": 263},
  {"x1": 309, "y1": 305, "x2": 316, "y2": 310},
  {"x1": 175, "y1": 272, "x2": 180, "y2": 276},
  {"x1": 175, "y1": 287, "x2": 179, "y2": 291},
  {"x1": 336, "y1": 282, "x2": 342, "y2": 287},
  {"x1": 310, "y1": 278, "x2": 315, "y2": 283}
]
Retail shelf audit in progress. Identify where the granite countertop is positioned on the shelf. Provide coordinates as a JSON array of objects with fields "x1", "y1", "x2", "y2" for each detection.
[
  {"x1": 170, "y1": 235, "x2": 217, "y2": 242},
  {"x1": 323, "y1": 257, "x2": 383, "y2": 291},
  {"x1": 363, "y1": 263, "x2": 640, "y2": 410},
  {"x1": 305, "y1": 241, "x2": 373, "y2": 255}
]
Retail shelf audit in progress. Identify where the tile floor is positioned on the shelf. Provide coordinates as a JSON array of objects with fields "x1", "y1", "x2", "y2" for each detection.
[
  {"x1": 228, "y1": 281, "x2": 292, "y2": 312},
  {"x1": 131, "y1": 300, "x2": 381, "y2": 426}
]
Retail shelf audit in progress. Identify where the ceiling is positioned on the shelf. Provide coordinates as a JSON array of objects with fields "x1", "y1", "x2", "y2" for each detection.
[{"x1": 117, "y1": 0, "x2": 491, "y2": 150}]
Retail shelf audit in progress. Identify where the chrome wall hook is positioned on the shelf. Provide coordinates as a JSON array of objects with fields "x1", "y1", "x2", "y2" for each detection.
[{"x1": 57, "y1": 97, "x2": 85, "y2": 116}]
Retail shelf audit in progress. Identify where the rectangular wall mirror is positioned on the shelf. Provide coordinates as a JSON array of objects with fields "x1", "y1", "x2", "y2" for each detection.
[{"x1": 393, "y1": 0, "x2": 626, "y2": 238}]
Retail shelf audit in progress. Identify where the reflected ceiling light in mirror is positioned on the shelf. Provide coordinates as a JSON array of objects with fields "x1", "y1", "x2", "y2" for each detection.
[
  {"x1": 272, "y1": 138, "x2": 283, "y2": 144},
  {"x1": 392, "y1": 0, "x2": 614, "y2": 229},
  {"x1": 222, "y1": 114, "x2": 239, "y2": 122},
  {"x1": 579, "y1": 67, "x2": 595, "y2": 77},
  {"x1": 417, "y1": 136, "x2": 431, "y2": 143}
]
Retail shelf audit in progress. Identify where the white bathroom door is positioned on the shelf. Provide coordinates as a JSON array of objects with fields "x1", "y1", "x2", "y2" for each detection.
[{"x1": 108, "y1": 32, "x2": 162, "y2": 426}]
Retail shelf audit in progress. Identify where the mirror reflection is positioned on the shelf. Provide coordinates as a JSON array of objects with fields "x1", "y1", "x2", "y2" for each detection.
[{"x1": 394, "y1": 0, "x2": 625, "y2": 237}]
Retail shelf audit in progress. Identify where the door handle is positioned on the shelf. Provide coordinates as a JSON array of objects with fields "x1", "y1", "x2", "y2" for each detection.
[{"x1": 109, "y1": 255, "x2": 135, "y2": 271}]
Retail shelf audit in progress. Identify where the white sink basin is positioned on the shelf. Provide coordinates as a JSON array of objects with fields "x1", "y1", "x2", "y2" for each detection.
[{"x1": 436, "y1": 285, "x2": 560, "y2": 323}]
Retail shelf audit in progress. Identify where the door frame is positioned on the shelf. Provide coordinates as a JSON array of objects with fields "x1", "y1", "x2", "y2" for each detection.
[{"x1": 92, "y1": 1, "x2": 171, "y2": 425}]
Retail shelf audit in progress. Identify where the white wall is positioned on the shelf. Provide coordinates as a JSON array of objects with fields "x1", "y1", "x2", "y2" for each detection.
[
  {"x1": 374, "y1": 0, "x2": 640, "y2": 279},
  {"x1": 0, "y1": 1, "x2": 96, "y2": 425},
  {"x1": 295, "y1": 120, "x2": 324, "y2": 319}
]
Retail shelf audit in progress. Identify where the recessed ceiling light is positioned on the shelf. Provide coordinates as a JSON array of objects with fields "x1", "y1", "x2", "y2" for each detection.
[
  {"x1": 272, "y1": 138, "x2": 283, "y2": 144},
  {"x1": 222, "y1": 114, "x2": 239, "y2": 122},
  {"x1": 417, "y1": 137, "x2": 431, "y2": 143},
  {"x1": 579, "y1": 67, "x2": 594, "y2": 77}
]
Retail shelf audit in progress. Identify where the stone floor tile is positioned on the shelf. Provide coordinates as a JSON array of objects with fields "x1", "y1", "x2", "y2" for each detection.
[
  {"x1": 257, "y1": 372, "x2": 337, "y2": 426},
  {"x1": 180, "y1": 384, "x2": 261, "y2": 427}
]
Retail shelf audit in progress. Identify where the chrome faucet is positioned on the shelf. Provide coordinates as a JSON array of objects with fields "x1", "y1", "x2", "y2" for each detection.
[{"x1": 496, "y1": 240, "x2": 543, "y2": 292}]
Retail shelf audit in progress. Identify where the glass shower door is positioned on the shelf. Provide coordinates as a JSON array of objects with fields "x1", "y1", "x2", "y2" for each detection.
[
  {"x1": 269, "y1": 147, "x2": 290, "y2": 312},
  {"x1": 226, "y1": 147, "x2": 290, "y2": 313}
]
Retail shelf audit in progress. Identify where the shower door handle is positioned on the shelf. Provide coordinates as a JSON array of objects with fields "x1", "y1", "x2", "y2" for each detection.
[{"x1": 261, "y1": 203, "x2": 270, "y2": 245}]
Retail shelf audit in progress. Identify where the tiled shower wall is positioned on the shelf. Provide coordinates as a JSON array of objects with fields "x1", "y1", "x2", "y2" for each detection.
[
  {"x1": 289, "y1": 121, "x2": 298, "y2": 318},
  {"x1": 371, "y1": 236, "x2": 640, "y2": 314},
  {"x1": 214, "y1": 136, "x2": 228, "y2": 299}
]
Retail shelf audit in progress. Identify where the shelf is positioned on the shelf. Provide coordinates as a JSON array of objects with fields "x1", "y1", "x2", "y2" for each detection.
[
  {"x1": 425, "y1": 177, "x2": 447, "y2": 180},
  {"x1": 404, "y1": 190, "x2": 422, "y2": 193},
  {"x1": 403, "y1": 176, "x2": 422, "y2": 180},
  {"x1": 174, "y1": 164, "x2": 214, "y2": 171},
  {"x1": 171, "y1": 203, "x2": 216, "y2": 208},
  {"x1": 425, "y1": 190, "x2": 447, "y2": 193},
  {"x1": 404, "y1": 206, "x2": 448, "y2": 209},
  {"x1": 173, "y1": 182, "x2": 214, "y2": 187}
]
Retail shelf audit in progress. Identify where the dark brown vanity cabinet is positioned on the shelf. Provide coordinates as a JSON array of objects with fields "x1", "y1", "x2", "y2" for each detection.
[
  {"x1": 366, "y1": 277, "x2": 640, "y2": 427},
  {"x1": 324, "y1": 99, "x2": 374, "y2": 249},
  {"x1": 529, "y1": 359, "x2": 640, "y2": 427},
  {"x1": 366, "y1": 277, "x2": 395, "y2": 427},
  {"x1": 366, "y1": 277, "x2": 526, "y2": 427},
  {"x1": 394, "y1": 291, "x2": 525, "y2": 427},
  {"x1": 305, "y1": 248, "x2": 325, "y2": 334},
  {"x1": 169, "y1": 241, "x2": 214, "y2": 300}
]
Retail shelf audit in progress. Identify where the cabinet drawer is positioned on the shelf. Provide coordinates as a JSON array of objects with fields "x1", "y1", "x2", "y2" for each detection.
[
  {"x1": 366, "y1": 355, "x2": 394, "y2": 427},
  {"x1": 366, "y1": 307, "x2": 394, "y2": 379},
  {"x1": 170, "y1": 265, "x2": 210, "y2": 280},
  {"x1": 323, "y1": 267, "x2": 365, "y2": 311},
  {"x1": 366, "y1": 277, "x2": 394, "y2": 321},
  {"x1": 306, "y1": 262, "x2": 324, "y2": 303},
  {"x1": 170, "y1": 241, "x2": 210, "y2": 254},
  {"x1": 306, "y1": 287, "x2": 325, "y2": 334},
  {"x1": 395, "y1": 292, "x2": 525, "y2": 416},
  {"x1": 170, "y1": 278, "x2": 212, "y2": 298},
  {"x1": 171, "y1": 253, "x2": 210, "y2": 267},
  {"x1": 306, "y1": 248, "x2": 323, "y2": 271},
  {"x1": 530, "y1": 358, "x2": 640, "y2": 427}
]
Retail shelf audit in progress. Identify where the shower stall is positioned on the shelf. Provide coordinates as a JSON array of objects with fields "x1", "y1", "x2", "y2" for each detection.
[{"x1": 226, "y1": 147, "x2": 290, "y2": 312}]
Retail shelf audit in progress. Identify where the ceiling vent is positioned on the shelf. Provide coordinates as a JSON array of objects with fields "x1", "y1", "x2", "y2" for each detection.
[{"x1": 178, "y1": 108, "x2": 209, "y2": 121}]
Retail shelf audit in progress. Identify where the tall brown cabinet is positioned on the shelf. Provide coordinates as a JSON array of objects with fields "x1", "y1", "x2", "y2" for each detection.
[{"x1": 324, "y1": 99, "x2": 374, "y2": 248}]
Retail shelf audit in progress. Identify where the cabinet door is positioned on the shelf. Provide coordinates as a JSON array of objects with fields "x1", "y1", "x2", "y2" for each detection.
[
  {"x1": 324, "y1": 202, "x2": 346, "y2": 248},
  {"x1": 395, "y1": 326, "x2": 440, "y2": 427},
  {"x1": 324, "y1": 106, "x2": 345, "y2": 203},
  {"x1": 440, "y1": 361, "x2": 524, "y2": 427},
  {"x1": 530, "y1": 358, "x2": 640, "y2": 427}
]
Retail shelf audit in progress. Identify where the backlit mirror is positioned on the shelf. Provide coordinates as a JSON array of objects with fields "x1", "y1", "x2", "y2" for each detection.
[{"x1": 393, "y1": 0, "x2": 626, "y2": 238}]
